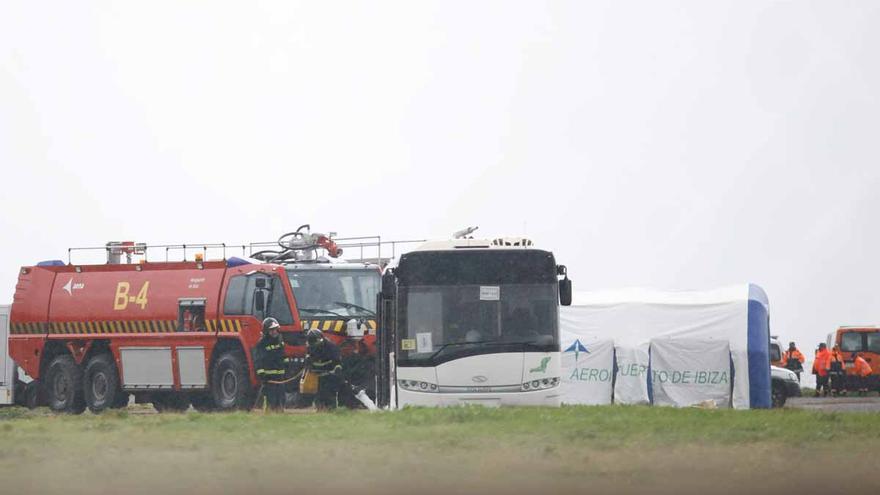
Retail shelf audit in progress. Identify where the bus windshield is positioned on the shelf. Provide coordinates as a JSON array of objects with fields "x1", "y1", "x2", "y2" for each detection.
[
  {"x1": 398, "y1": 283, "x2": 559, "y2": 365},
  {"x1": 395, "y1": 249, "x2": 560, "y2": 366},
  {"x1": 287, "y1": 269, "x2": 379, "y2": 318}
]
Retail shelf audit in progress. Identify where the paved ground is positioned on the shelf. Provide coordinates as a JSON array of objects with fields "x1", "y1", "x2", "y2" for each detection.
[{"x1": 786, "y1": 396, "x2": 880, "y2": 412}]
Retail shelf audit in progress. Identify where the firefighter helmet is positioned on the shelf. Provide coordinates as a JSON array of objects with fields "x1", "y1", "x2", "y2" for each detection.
[
  {"x1": 262, "y1": 317, "x2": 281, "y2": 335},
  {"x1": 306, "y1": 328, "x2": 324, "y2": 347}
]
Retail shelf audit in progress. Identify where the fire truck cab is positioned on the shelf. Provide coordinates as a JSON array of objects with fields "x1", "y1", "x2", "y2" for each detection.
[{"x1": 7, "y1": 227, "x2": 381, "y2": 413}]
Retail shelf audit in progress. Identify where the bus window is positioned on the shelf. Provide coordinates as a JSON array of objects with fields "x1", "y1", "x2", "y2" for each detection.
[{"x1": 866, "y1": 333, "x2": 880, "y2": 353}]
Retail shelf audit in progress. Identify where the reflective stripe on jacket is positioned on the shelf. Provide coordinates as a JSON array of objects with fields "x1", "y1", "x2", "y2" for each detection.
[
  {"x1": 254, "y1": 335, "x2": 289, "y2": 380},
  {"x1": 307, "y1": 340, "x2": 342, "y2": 376}
]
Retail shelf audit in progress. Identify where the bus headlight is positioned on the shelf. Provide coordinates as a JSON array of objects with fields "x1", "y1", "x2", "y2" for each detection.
[
  {"x1": 522, "y1": 377, "x2": 559, "y2": 391},
  {"x1": 398, "y1": 379, "x2": 438, "y2": 393}
]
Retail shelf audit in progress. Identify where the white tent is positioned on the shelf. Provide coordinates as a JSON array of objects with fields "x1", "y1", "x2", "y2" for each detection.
[{"x1": 560, "y1": 284, "x2": 771, "y2": 409}]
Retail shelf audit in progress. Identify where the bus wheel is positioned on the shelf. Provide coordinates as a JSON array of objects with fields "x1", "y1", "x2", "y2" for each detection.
[
  {"x1": 45, "y1": 355, "x2": 86, "y2": 414},
  {"x1": 210, "y1": 350, "x2": 251, "y2": 410},
  {"x1": 84, "y1": 354, "x2": 121, "y2": 414},
  {"x1": 152, "y1": 394, "x2": 191, "y2": 413}
]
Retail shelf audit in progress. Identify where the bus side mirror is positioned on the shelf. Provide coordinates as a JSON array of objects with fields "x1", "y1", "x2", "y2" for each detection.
[
  {"x1": 381, "y1": 270, "x2": 395, "y2": 300},
  {"x1": 559, "y1": 277, "x2": 572, "y2": 306}
]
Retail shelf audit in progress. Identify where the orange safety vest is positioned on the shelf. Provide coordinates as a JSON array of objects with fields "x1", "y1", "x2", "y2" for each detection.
[
  {"x1": 827, "y1": 350, "x2": 844, "y2": 372},
  {"x1": 783, "y1": 349, "x2": 805, "y2": 364},
  {"x1": 854, "y1": 357, "x2": 872, "y2": 377},
  {"x1": 814, "y1": 349, "x2": 831, "y2": 376}
]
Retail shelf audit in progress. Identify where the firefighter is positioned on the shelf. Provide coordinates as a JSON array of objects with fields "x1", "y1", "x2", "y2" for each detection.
[
  {"x1": 827, "y1": 344, "x2": 846, "y2": 396},
  {"x1": 782, "y1": 342, "x2": 805, "y2": 381},
  {"x1": 813, "y1": 343, "x2": 831, "y2": 397},
  {"x1": 853, "y1": 352, "x2": 873, "y2": 395},
  {"x1": 305, "y1": 328, "x2": 343, "y2": 409},
  {"x1": 254, "y1": 317, "x2": 289, "y2": 411}
]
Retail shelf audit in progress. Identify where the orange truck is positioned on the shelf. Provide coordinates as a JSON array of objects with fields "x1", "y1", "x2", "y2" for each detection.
[{"x1": 827, "y1": 326, "x2": 879, "y2": 392}]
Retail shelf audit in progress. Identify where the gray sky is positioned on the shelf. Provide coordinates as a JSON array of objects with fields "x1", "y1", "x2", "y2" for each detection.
[{"x1": 2, "y1": 1, "x2": 879, "y2": 357}]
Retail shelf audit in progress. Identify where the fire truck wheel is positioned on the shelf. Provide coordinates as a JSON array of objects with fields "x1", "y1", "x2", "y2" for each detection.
[
  {"x1": 45, "y1": 355, "x2": 87, "y2": 414},
  {"x1": 24, "y1": 381, "x2": 42, "y2": 409},
  {"x1": 84, "y1": 354, "x2": 121, "y2": 414},
  {"x1": 211, "y1": 350, "x2": 252, "y2": 410}
]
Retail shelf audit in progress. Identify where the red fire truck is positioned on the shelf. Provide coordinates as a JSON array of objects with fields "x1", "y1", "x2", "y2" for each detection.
[{"x1": 8, "y1": 226, "x2": 382, "y2": 413}]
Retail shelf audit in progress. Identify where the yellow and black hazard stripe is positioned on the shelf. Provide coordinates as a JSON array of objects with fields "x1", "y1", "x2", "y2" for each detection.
[
  {"x1": 10, "y1": 319, "x2": 244, "y2": 335},
  {"x1": 45, "y1": 320, "x2": 181, "y2": 334},
  {"x1": 207, "y1": 319, "x2": 243, "y2": 333},
  {"x1": 300, "y1": 319, "x2": 378, "y2": 333},
  {"x1": 9, "y1": 322, "x2": 44, "y2": 335}
]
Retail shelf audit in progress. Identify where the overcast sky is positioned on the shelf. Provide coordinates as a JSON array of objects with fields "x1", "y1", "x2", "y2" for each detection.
[{"x1": 2, "y1": 1, "x2": 879, "y2": 360}]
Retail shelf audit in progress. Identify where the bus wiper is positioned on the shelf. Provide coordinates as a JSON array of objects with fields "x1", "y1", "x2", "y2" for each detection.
[
  {"x1": 330, "y1": 301, "x2": 376, "y2": 317},
  {"x1": 428, "y1": 340, "x2": 493, "y2": 360},
  {"x1": 494, "y1": 340, "x2": 548, "y2": 349},
  {"x1": 298, "y1": 308, "x2": 346, "y2": 317}
]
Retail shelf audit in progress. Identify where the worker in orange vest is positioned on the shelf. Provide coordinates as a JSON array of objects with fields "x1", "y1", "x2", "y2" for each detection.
[
  {"x1": 813, "y1": 343, "x2": 831, "y2": 397},
  {"x1": 827, "y1": 345, "x2": 846, "y2": 396},
  {"x1": 853, "y1": 352, "x2": 873, "y2": 395},
  {"x1": 782, "y1": 342, "x2": 805, "y2": 380}
]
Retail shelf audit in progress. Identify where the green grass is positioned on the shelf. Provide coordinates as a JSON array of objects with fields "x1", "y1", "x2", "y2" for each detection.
[
  {"x1": 4, "y1": 404, "x2": 877, "y2": 447},
  {"x1": 1, "y1": 405, "x2": 879, "y2": 494}
]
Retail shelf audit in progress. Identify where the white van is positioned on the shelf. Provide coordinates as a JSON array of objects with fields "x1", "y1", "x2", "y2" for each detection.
[
  {"x1": 0, "y1": 305, "x2": 13, "y2": 405},
  {"x1": 769, "y1": 336, "x2": 801, "y2": 407}
]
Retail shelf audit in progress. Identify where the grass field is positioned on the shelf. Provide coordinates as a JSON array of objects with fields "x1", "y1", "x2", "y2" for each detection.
[{"x1": 1, "y1": 405, "x2": 879, "y2": 494}]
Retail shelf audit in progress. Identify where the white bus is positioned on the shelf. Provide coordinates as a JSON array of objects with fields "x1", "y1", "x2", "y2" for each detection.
[{"x1": 377, "y1": 237, "x2": 572, "y2": 407}]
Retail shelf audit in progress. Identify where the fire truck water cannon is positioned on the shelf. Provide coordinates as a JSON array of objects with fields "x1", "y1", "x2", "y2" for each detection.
[{"x1": 250, "y1": 225, "x2": 342, "y2": 263}]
